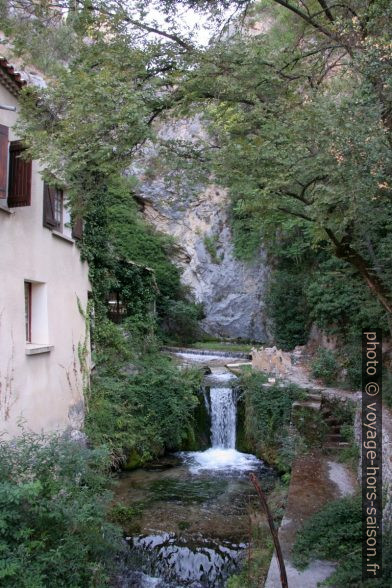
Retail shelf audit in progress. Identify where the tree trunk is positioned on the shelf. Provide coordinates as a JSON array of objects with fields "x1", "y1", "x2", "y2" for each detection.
[{"x1": 325, "y1": 228, "x2": 392, "y2": 316}]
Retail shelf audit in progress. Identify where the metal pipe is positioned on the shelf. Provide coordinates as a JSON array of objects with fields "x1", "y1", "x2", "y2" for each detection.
[{"x1": 0, "y1": 104, "x2": 16, "y2": 111}]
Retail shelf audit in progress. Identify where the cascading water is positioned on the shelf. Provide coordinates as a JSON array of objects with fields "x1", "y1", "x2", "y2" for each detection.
[
  {"x1": 180, "y1": 363, "x2": 260, "y2": 473},
  {"x1": 210, "y1": 388, "x2": 236, "y2": 448},
  {"x1": 117, "y1": 353, "x2": 276, "y2": 588}
]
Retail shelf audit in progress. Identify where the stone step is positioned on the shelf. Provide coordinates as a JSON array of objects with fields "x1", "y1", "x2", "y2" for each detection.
[
  {"x1": 307, "y1": 393, "x2": 322, "y2": 402},
  {"x1": 326, "y1": 434, "x2": 343, "y2": 442},
  {"x1": 324, "y1": 417, "x2": 340, "y2": 426},
  {"x1": 292, "y1": 399, "x2": 321, "y2": 411},
  {"x1": 323, "y1": 441, "x2": 349, "y2": 450},
  {"x1": 330, "y1": 425, "x2": 341, "y2": 434}
]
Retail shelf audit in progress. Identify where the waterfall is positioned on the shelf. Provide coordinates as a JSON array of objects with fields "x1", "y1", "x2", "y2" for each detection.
[
  {"x1": 175, "y1": 352, "x2": 260, "y2": 472},
  {"x1": 210, "y1": 388, "x2": 236, "y2": 449}
]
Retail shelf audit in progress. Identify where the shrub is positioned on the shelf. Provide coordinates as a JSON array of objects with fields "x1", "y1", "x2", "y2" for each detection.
[
  {"x1": 293, "y1": 495, "x2": 392, "y2": 587},
  {"x1": 203, "y1": 233, "x2": 222, "y2": 264},
  {"x1": 0, "y1": 432, "x2": 123, "y2": 587},
  {"x1": 341, "y1": 340, "x2": 362, "y2": 389},
  {"x1": 311, "y1": 348, "x2": 338, "y2": 385},
  {"x1": 159, "y1": 299, "x2": 204, "y2": 344},
  {"x1": 86, "y1": 351, "x2": 201, "y2": 463},
  {"x1": 266, "y1": 269, "x2": 310, "y2": 351},
  {"x1": 383, "y1": 370, "x2": 392, "y2": 409},
  {"x1": 240, "y1": 372, "x2": 305, "y2": 471},
  {"x1": 293, "y1": 495, "x2": 362, "y2": 570}
]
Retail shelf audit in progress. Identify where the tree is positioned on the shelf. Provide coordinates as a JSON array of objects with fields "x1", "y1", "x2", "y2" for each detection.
[
  {"x1": 156, "y1": 0, "x2": 392, "y2": 318},
  {"x1": 4, "y1": 0, "x2": 392, "y2": 320}
]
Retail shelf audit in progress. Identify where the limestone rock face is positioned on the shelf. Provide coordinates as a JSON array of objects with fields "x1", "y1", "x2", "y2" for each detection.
[
  {"x1": 132, "y1": 117, "x2": 269, "y2": 341},
  {"x1": 137, "y1": 180, "x2": 268, "y2": 341}
]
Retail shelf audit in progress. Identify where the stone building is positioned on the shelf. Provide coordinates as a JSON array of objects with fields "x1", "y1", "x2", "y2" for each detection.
[{"x1": 0, "y1": 58, "x2": 90, "y2": 436}]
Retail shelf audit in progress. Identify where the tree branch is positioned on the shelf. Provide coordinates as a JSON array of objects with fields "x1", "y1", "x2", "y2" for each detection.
[
  {"x1": 316, "y1": 0, "x2": 335, "y2": 22},
  {"x1": 277, "y1": 206, "x2": 313, "y2": 221},
  {"x1": 271, "y1": 0, "x2": 338, "y2": 39},
  {"x1": 325, "y1": 228, "x2": 392, "y2": 314}
]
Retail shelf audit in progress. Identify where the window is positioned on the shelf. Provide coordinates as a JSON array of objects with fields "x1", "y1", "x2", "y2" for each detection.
[
  {"x1": 54, "y1": 188, "x2": 63, "y2": 227},
  {"x1": 43, "y1": 183, "x2": 63, "y2": 230},
  {"x1": 24, "y1": 282, "x2": 32, "y2": 342},
  {"x1": 0, "y1": 131, "x2": 32, "y2": 207},
  {"x1": 7, "y1": 141, "x2": 32, "y2": 207},
  {"x1": 107, "y1": 291, "x2": 126, "y2": 323},
  {"x1": 23, "y1": 281, "x2": 49, "y2": 346},
  {"x1": 43, "y1": 182, "x2": 82, "y2": 239}
]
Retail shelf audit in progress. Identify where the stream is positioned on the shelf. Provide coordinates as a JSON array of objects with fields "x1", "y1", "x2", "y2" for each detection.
[{"x1": 115, "y1": 352, "x2": 276, "y2": 587}]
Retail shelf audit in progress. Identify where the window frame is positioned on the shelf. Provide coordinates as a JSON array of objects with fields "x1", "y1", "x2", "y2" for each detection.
[
  {"x1": 53, "y1": 187, "x2": 63, "y2": 230},
  {"x1": 24, "y1": 281, "x2": 32, "y2": 343}
]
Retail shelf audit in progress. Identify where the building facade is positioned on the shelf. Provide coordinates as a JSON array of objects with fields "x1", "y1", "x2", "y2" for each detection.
[{"x1": 0, "y1": 59, "x2": 90, "y2": 437}]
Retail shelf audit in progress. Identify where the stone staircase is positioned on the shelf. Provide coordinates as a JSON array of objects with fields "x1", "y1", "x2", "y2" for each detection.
[
  {"x1": 291, "y1": 392, "x2": 350, "y2": 453},
  {"x1": 321, "y1": 400, "x2": 350, "y2": 452}
]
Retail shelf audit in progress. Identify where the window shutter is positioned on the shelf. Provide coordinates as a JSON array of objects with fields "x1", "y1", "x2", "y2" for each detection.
[
  {"x1": 43, "y1": 182, "x2": 57, "y2": 228},
  {"x1": 0, "y1": 125, "x2": 8, "y2": 199},
  {"x1": 72, "y1": 216, "x2": 83, "y2": 240},
  {"x1": 7, "y1": 141, "x2": 32, "y2": 207}
]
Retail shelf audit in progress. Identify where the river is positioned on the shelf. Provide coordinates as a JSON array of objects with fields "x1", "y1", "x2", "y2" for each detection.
[{"x1": 114, "y1": 352, "x2": 276, "y2": 587}]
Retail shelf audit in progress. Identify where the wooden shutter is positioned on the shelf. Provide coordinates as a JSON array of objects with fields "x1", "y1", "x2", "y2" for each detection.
[
  {"x1": 43, "y1": 182, "x2": 57, "y2": 228},
  {"x1": 0, "y1": 125, "x2": 8, "y2": 199},
  {"x1": 72, "y1": 216, "x2": 83, "y2": 240},
  {"x1": 7, "y1": 141, "x2": 32, "y2": 207}
]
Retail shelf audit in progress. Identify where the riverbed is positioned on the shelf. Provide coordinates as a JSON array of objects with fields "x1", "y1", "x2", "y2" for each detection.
[{"x1": 114, "y1": 352, "x2": 276, "y2": 587}]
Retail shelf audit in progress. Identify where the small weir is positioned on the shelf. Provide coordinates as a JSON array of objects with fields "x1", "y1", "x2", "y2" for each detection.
[{"x1": 115, "y1": 352, "x2": 275, "y2": 587}]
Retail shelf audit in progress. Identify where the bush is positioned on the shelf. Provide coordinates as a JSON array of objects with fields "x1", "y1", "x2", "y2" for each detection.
[
  {"x1": 86, "y1": 350, "x2": 201, "y2": 463},
  {"x1": 266, "y1": 269, "x2": 310, "y2": 351},
  {"x1": 293, "y1": 495, "x2": 362, "y2": 570},
  {"x1": 383, "y1": 370, "x2": 392, "y2": 409},
  {"x1": 203, "y1": 233, "x2": 222, "y2": 264},
  {"x1": 311, "y1": 348, "x2": 338, "y2": 385},
  {"x1": 293, "y1": 495, "x2": 392, "y2": 587},
  {"x1": 240, "y1": 372, "x2": 305, "y2": 471},
  {"x1": 306, "y1": 258, "x2": 387, "y2": 336},
  {"x1": 159, "y1": 299, "x2": 204, "y2": 344},
  {"x1": 0, "y1": 432, "x2": 123, "y2": 587}
]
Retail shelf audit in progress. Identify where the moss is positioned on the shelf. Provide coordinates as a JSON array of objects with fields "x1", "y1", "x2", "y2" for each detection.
[
  {"x1": 236, "y1": 392, "x2": 253, "y2": 453},
  {"x1": 180, "y1": 390, "x2": 210, "y2": 450},
  {"x1": 148, "y1": 478, "x2": 228, "y2": 503},
  {"x1": 123, "y1": 448, "x2": 145, "y2": 470},
  {"x1": 178, "y1": 520, "x2": 191, "y2": 531},
  {"x1": 292, "y1": 406, "x2": 328, "y2": 448}
]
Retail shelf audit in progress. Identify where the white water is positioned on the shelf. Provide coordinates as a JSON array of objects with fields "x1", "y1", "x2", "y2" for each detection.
[
  {"x1": 183, "y1": 448, "x2": 260, "y2": 473},
  {"x1": 181, "y1": 369, "x2": 259, "y2": 472},
  {"x1": 182, "y1": 386, "x2": 261, "y2": 473},
  {"x1": 210, "y1": 387, "x2": 236, "y2": 449}
]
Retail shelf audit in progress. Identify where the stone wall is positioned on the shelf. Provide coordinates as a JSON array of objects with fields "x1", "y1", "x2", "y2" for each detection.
[{"x1": 251, "y1": 346, "x2": 296, "y2": 377}]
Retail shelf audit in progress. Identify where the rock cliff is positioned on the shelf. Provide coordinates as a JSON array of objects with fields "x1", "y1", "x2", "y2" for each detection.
[{"x1": 132, "y1": 121, "x2": 269, "y2": 342}]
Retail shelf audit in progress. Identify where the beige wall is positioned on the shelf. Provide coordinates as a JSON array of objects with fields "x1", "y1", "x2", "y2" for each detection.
[{"x1": 0, "y1": 82, "x2": 91, "y2": 436}]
